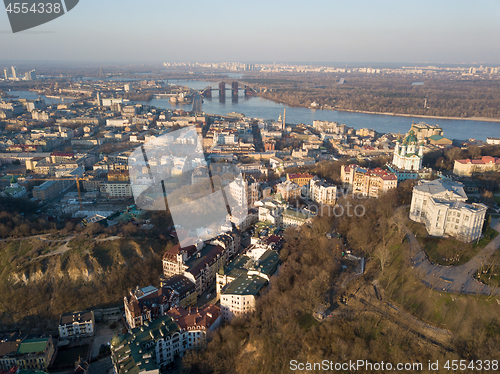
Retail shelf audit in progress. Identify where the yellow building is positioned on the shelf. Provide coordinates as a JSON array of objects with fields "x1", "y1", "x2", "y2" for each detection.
[
  {"x1": 286, "y1": 172, "x2": 314, "y2": 187},
  {"x1": 453, "y1": 156, "x2": 500, "y2": 177}
]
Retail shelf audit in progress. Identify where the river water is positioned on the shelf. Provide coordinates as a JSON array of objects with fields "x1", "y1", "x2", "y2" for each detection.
[{"x1": 6, "y1": 80, "x2": 500, "y2": 141}]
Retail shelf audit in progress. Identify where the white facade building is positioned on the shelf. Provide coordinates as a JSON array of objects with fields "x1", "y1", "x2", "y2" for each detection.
[
  {"x1": 392, "y1": 130, "x2": 424, "y2": 171},
  {"x1": 308, "y1": 177, "x2": 337, "y2": 205},
  {"x1": 409, "y1": 180, "x2": 487, "y2": 243},
  {"x1": 58, "y1": 311, "x2": 95, "y2": 339}
]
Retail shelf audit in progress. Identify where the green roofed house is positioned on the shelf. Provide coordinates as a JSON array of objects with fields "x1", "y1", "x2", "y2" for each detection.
[
  {"x1": 220, "y1": 274, "x2": 267, "y2": 322},
  {"x1": 282, "y1": 208, "x2": 311, "y2": 228},
  {"x1": 217, "y1": 241, "x2": 281, "y2": 322},
  {"x1": 112, "y1": 306, "x2": 221, "y2": 373},
  {"x1": 428, "y1": 134, "x2": 452, "y2": 146},
  {"x1": 111, "y1": 315, "x2": 180, "y2": 374},
  {"x1": 14, "y1": 337, "x2": 55, "y2": 372}
]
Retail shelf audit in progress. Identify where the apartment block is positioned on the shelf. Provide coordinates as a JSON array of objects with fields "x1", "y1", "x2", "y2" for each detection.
[
  {"x1": 124, "y1": 285, "x2": 179, "y2": 329},
  {"x1": 58, "y1": 311, "x2": 95, "y2": 339},
  {"x1": 341, "y1": 165, "x2": 397, "y2": 198}
]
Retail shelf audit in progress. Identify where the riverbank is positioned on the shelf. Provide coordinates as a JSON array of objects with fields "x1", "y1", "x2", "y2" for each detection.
[
  {"x1": 335, "y1": 108, "x2": 500, "y2": 123},
  {"x1": 257, "y1": 94, "x2": 500, "y2": 123}
]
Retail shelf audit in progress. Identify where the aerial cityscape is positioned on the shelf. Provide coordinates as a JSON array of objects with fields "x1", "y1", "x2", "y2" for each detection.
[{"x1": 1, "y1": 1, "x2": 500, "y2": 374}]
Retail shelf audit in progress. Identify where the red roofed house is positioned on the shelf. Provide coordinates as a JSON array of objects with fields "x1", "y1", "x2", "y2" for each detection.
[
  {"x1": 341, "y1": 164, "x2": 398, "y2": 198},
  {"x1": 286, "y1": 172, "x2": 314, "y2": 187},
  {"x1": 166, "y1": 305, "x2": 221, "y2": 348},
  {"x1": 453, "y1": 156, "x2": 500, "y2": 177},
  {"x1": 162, "y1": 238, "x2": 229, "y2": 296}
]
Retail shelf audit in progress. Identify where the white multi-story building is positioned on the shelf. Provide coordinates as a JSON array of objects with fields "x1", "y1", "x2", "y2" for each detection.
[
  {"x1": 409, "y1": 179, "x2": 487, "y2": 243},
  {"x1": 58, "y1": 311, "x2": 95, "y2": 339},
  {"x1": 256, "y1": 199, "x2": 286, "y2": 225},
  {"x1": 104, "y1": 181, "x2": 132, "y2": 199},
  {"x1": 220, "y1": 275, "x2": 267, "y2": 322},
  {"x1": 309, "y1": 177, "x2": 337, "y2": 205},
  {"x1": 276, "y1": 180, "x2": 301, "y2": 201},
  {"x1": 228, "y1": 176, "x2": 259, "y2": 208}
]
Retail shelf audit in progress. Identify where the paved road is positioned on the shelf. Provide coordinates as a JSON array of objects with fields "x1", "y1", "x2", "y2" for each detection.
[{"x1": 404, "y1": 214, "x2": 500, "y2": 296}]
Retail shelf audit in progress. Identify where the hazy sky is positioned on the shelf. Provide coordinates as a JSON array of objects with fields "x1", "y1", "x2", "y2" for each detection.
[{"x1": 1, "y1": 0, "x2": 500, "y2": 64}]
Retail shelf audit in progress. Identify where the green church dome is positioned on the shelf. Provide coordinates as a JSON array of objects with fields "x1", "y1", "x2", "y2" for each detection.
[
  {"x1": 111, "y1": 334, "x2": 123, "y2": 347},
  {"x1": 403, "y1": 130, "x2": 417, "y2": 145}
]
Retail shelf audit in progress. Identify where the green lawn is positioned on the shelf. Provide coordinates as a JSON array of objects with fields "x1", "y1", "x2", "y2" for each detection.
[
  {"x1": 416, "y1": 225, "x2": 498, "y2": 267},
  {"x1": 417, "y1": 236, "x2": 480, "y2": 266},
  {"x1": 473, "y1": 227, "x2": 499, "y2": 249}
]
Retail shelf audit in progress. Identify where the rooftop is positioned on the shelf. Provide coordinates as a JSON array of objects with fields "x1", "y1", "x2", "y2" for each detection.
[
  {"x1": 60, "y1": 311, "x2": 94, "y2": 326},
  {"x1": 17, "y1": 338, "x2": 50, "y2": 355},
  {"x1": 222, "y1": 274, "x2": 267, "y2": 296},
  {"x1": 112, "y1": 315, "x2": 180, "y2": 374},
  {"x1": 414, "y1": 179, "x2": 467, "y2": 200}
]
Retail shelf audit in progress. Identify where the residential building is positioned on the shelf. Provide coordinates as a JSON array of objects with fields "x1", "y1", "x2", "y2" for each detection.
[
  {"x1": 256, "y1": 199, "x2": 287, "y2": 226},
  {"x1": 32, "y1": 180, "x2": 63, "y2": 201},
  {"x1": 228, "y1": 176, "x2": 259, "y2": 208},
  {"x1": 309, "y1": 177, "x2": 337, "y2": 205},
  {"x1": 220, "y1": 268, "x2": 272, "y2": 321},
  {"x1": 58, "y1": 311, "x2": 95, "y2": 339},
  {"x1": 409, "y1": 179, "x2": 487, "y2": 243},
  {"x1": 281, "y1": 209, "x2": 311, "y2": 228},
  {"x1": 124, "y1": 286, "x2": 179, "y2": 329},
  {"x1": 111, "y1": 307, "x2": 220, "y2": 373},
  {"x1": 276, "y1": 180, "x2": 301, "y2": 201},
  {"x1": 341, "y1": 165, "x2": 397, "y2": 198},
  {"x1": 286, "y1": 173, "x2": 314, "y2": 187},
  {"x1": 216, "y1": 246, "x2": 280, "y2": 301},
  {"x1": 453, "y1": 156, "x2": 500, "y2": 177},
  {"x1": 166, "y1": 305, "x2": 221, "y2": 349},
  {"x1": 159, "y1": 274, "x2": 197, "y2": 308},
  {"x1": 162, "y1": 239, "x2": 228, "y2": 296},
  {"x1": 486, "y1": 137, "x2": 500, "y2": 145},
  {"x1": 104, "y1": 181, "x2": 132, "y2": 199},
  {"x1": 0, "y1": 335, "x2": 55, "y2": 372}
]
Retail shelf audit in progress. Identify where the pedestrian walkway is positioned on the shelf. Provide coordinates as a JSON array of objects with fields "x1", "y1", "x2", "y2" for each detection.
[{"x1": 405, "y1": 217, "x2": 500, "y2": 295}]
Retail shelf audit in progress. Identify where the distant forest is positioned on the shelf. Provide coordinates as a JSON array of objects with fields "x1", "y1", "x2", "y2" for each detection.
[{"x1": 244, "y1": 74, "x2": 500, "y2": 119}]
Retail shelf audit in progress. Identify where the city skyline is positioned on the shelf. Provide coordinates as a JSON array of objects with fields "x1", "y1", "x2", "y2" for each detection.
[{"x1": 1, "y1": 0, "x2": 500, "y2": 63}]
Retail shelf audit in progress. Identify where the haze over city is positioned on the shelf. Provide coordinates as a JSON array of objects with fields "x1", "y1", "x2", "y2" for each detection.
[
  {"x1": 1, "y1": 1, "x2": 500, "y2": 374},
  {"x1": 1, "y1": 0, "x2": 500, "y2": 63}
]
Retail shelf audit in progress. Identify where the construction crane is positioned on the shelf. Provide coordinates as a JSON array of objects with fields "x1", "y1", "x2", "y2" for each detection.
[{"x1": 26, "y1": 176, "x2": 86, "y2": 209}]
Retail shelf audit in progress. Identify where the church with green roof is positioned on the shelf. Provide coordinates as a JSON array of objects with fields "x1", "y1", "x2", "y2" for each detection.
[{"x1": 392, "y1": 130, "x2": 424, "y2": 172}]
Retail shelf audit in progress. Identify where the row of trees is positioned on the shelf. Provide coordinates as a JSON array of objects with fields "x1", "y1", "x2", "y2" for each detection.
[{"x1": 246, "y1": 74, "x2": 500, "y2": 119}]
